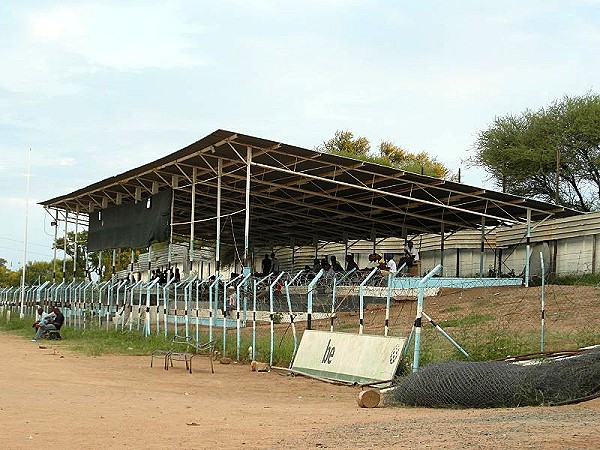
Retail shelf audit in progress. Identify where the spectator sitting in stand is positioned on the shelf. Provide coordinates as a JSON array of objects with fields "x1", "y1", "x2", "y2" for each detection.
[
  {"x1": 364, "y1": 253, "x2": 384, "y2": 271},
  {"x1": 312, "y1": 258, "x2": 322, "y2": 273},
  {"x1": 399, "y1": 240, "x2": 419, "y2": 270},
  {"x1": 344, "y1": 254, "x2": 359, "y2": 272},
  {"x1": 330, "y1": 256, "x2": 344, "y2": 272},
  {"x1": 174, "y1": 267, "x2": 181, "y2": 282},
  {"x1": 380, "y1": 253, "x2": 397, "y2": 276}
]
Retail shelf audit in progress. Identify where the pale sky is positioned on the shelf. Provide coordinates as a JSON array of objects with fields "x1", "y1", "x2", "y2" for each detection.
[{"x1": 1, "y1": 0, "x2": 599, "y2": 269}]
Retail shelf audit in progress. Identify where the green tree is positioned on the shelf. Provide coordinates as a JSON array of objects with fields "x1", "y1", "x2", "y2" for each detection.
[
  {"x1": 470, "y1": 93, "x2": 600, "y2": 211},
  {"x1": 0, "y1": 258, "x2": 19, "y2": 287},
  {"x1": 317, "y1": 130, "x2": 371, "y2": 156},
  {"x1": 318, "y1": 131, "x2": 450, "y2": 178}
]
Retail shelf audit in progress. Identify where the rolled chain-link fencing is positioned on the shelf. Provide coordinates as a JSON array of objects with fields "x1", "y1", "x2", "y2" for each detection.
[{"x1": 387, "y1": 346, "x2": 600, "y2": 408}]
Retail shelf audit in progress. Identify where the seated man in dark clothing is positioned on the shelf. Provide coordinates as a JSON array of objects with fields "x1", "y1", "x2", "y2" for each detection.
[
  {"x1": 330, "y1": 256, "x2": 344, "y2": 272},
  {"x1": 32, "y1": 307, "x2": 64, "y2": 341},
  {"x1": 345, "y1": 254, "x2": 359, "y2": 272}
]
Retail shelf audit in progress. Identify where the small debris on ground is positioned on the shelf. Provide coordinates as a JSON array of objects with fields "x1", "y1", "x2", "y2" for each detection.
[{"x1": 250, "y1": 360, "x2": 270, "y2": 372}]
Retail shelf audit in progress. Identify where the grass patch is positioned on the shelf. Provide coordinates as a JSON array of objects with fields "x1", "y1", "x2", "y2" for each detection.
[
  {"x1": 0, "y1": 310, "x2": 300, "y2": 366},
  {"x1": 547, "y1": 273, "x2": 600, "y2": 286},
  {"x1": 440, "y1": 305, "x2": 462, "y2": 314},
  {"x1": 2, "y1": 305, "x2": 598, "y2": 370},
  {"x1": 438, "y1": 313, "x2": 493, "y2": 328}
]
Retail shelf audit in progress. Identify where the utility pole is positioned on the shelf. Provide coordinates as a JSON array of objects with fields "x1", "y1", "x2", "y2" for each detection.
[
  {"x1": 19, "y1": 148, "x2": 32, "y2": 318},
  {"x1": 555, "y1": 148, "x2": 560, "y2": 204}
]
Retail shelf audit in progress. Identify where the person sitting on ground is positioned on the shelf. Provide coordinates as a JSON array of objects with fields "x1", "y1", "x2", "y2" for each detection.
[{"x1": 32, "y1": 307, "x2": 64, "y2": 342}]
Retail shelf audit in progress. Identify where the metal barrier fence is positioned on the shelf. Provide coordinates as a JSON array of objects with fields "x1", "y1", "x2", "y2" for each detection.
[{"x1": 0, "y1": 268, "x2": 413, "y2": 364}]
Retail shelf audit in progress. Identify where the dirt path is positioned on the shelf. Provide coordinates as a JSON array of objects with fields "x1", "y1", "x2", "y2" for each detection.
[{"x1": 1, "y1": 332, "x2": 599, "y2": 449}]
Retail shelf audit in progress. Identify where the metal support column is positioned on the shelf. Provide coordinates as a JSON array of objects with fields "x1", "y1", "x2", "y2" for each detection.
[
  {"x1": 190, "y1": 167, "x2": 197, "y2": 275},
  {"x1": 244, "y1": 147, "x2": 251, "y2": 267},
  {"x1": 440, "y1": 222, "x2": 445, "y2": 277},
  {"x1": 53, "y1": 209, "x2": 58, "y2": 283},
  {"x1": 479, "y1": 217, "x2": 485, "y2": 278},
  {"x1": 525, "y1": 208, "x2": 532, "y2": 287},
  {"x1": 216, "y1": 158, "x2": 222, "y2": 276},
  {"x1": 73, "y1": 206, "x2": 79, "y2": 279},
  {"x1": 63, "y1": 210, "x2": 69, "y2": 281}
]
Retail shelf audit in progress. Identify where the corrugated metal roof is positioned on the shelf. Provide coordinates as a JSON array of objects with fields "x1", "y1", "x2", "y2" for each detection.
[{"x1": 40, "y1": 129, "x2": 581, "y2": 248}]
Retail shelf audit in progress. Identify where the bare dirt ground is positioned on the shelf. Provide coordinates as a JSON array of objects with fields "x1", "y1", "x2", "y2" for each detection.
[{"x1": 2, "y1": 329, "x2": 600, "y2": 449}]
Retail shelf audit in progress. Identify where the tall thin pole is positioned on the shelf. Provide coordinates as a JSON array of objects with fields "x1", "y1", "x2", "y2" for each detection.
[
  {"x1": 19, "y1": 147, "x2": 32, "y2": 318},
  {"x1": 555, "y1": 149, "x2": 560, "y2": 205}
]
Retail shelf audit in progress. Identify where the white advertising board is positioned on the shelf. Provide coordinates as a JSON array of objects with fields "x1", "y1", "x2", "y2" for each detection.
[{"x1": 291, "y1": 330, "x2": 406, "y2": 384}]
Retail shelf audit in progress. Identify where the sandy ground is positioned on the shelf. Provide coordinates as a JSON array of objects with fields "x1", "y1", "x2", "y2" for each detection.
[{"x1": 1, "y1": 333, "x2": 600, "y2": 449}]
